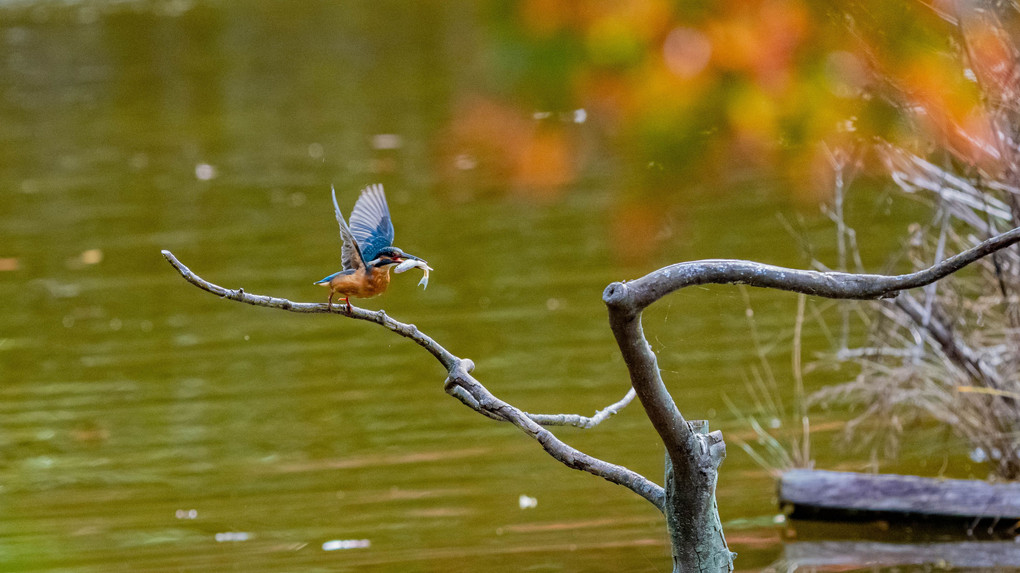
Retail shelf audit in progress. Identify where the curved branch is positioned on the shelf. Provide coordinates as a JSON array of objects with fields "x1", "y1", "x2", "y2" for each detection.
[
  {"x1": 602, "y1": 226, "x2": 1020, "y2": 469},
  {"x1": 606, "y1": 226, "x2": 1020, "y2": 318},
  {"x1": 160, "y1": 250, "x2": 664, "y2": 510}
]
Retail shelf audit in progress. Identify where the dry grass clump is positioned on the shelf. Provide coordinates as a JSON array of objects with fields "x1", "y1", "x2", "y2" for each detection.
[{"x1": 812, "y1": 3, "x2": 1020, "y2": 479}]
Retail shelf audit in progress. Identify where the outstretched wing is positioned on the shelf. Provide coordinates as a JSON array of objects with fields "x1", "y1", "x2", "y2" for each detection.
[
  {"x1": 348, "y1": 184, "x2": 394, "y2": 262},
  {"x1": 333, "y1": 185, "x2": 365, "y2": 272}
]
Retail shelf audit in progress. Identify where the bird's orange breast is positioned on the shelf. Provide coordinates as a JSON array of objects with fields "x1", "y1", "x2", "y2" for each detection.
[{"x1": 328, "y1": 267, "x2": 391, "y2": 299}]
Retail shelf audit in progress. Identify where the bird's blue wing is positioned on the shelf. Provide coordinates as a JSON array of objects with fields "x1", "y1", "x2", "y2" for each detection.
[
  {"x1": 348, "y1": 184, "x2": 394, "y2": 262},
  {"x1": 332, "y1": 186, "x2": 365, "y2": 272}
]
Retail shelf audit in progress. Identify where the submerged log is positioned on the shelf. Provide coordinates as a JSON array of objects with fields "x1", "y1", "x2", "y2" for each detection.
[{"x1": 779, "y1": 469, "x2": 1020, "y2": 521}]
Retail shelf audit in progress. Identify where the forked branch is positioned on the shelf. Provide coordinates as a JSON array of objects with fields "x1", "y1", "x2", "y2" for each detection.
[
  {"x1": 601, "y1": 226, "x2": 1019, "y2": 572},
  {"x1": 602, "y1": 226, "x2": 1020, "y2": 467}
]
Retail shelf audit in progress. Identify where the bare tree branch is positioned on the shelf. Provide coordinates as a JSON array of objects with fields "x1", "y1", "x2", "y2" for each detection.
[
  {"x1": 602, "y1": 226, "x2": 1020, "y2": 465},
  {"x1": 607, "y1": 226, "x2": 1020, "y2": 319},
  {"x1": 160, "y1": 249, "x2": 665, "y2": 510},
  {"x1": 892, "y1": 292, "x2": 1008, "y2": 395},
  {"x1": 601, "y1": 226, "x2": 1020, "y2": 572},
  {"x1": 443, "y1": 360, "x2": 665, "y2": 508},
  {"x1": 166, "y1": 225, "x2": 1019, "y2": 573}
]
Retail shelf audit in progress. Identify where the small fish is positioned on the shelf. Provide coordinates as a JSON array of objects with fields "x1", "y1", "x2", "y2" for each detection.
[{"x1": 394, "y1": 258, "x2": 433, "y2": 289}]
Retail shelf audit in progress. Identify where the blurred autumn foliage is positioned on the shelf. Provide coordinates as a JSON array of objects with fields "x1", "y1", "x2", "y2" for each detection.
[{"x1": 440, "y1": 0, "x2": 1018, "y2": 204}]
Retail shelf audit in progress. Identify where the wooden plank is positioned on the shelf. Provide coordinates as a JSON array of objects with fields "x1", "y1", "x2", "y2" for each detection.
[
  {"x1": 781, "y1": 540, "x2": 1020, "y2": 568},
  {"x1": 779, "y1": 469, "x2": 1020, "y2": 520}
]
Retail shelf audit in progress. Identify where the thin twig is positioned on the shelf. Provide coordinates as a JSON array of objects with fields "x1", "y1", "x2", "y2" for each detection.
[{"x1": 527, "y1": 388, "x2": 637, "y2": 428}]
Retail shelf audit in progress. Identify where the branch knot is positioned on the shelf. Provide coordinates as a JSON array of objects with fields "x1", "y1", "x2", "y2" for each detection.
[{"x1": 602, "y1": 281, "x2": 632, "y2": 311}]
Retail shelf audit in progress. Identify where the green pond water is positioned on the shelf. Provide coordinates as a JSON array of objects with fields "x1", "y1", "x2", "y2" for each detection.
[{"x1": 0, "y1": 2, "x2": 1001, "y2": 571}]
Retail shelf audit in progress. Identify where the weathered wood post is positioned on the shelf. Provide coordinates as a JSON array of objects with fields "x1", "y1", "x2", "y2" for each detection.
[{"x1": 663, "y1": 422, "x2": 732, "y2": 572}]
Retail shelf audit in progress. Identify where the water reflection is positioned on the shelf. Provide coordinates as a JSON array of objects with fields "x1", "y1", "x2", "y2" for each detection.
[{"x1": 773, "y1": 518, "x2": 1020, "y2": 570}]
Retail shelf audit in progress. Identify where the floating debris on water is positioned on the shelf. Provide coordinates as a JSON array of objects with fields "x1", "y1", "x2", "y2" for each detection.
[
  {"x1": 215, "y1": 532, "x2": 252, "y2": 542},
  {"x1": 322, "y1": 539, "x2": 371, "y2": 551},
  {"x1": 518, "y1": 494, "x2": 537, "y2": 509}
]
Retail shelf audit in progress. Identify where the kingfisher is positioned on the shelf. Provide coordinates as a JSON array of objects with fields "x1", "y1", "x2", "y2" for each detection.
[{"x1": 314, "y1": 184, "x2": 427, "y2": 312}]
